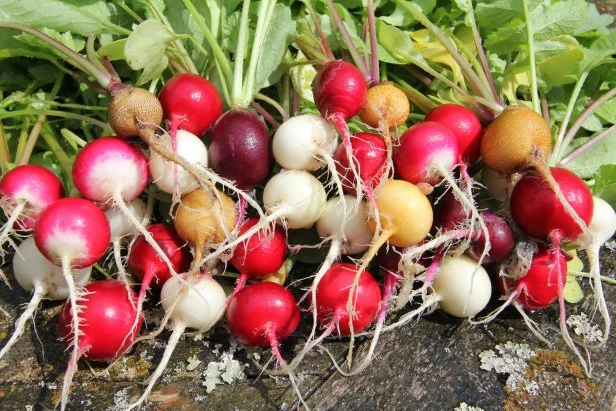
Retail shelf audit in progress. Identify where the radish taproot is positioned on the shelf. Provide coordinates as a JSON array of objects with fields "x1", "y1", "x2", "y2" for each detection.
[
  {"x1": 104, "y1": 198, "x2": 148, "y2": 291},
  {"x1": 59, "y1": 280, "x2": 141, "y2": 410},
  {"x1": 0, "y1": 237, "x2": 91, "y2": 360},
  {"x1": 127, "y1": 274, "x2": 226, "y2": 410},
  {"x1": 0, "y1": 165, "x2": 63, "y2": 285}
]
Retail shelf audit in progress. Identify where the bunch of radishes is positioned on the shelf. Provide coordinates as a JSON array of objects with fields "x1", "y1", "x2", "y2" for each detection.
[{"x1": 0, "y1": 8, "x2": 615, "y2": 409}]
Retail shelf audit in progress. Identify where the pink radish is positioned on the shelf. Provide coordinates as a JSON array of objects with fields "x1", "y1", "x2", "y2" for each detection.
[
  {"x1": 158, "y1": 73, "x2": 223, "y2": 137},
  {"x1": 127, "y1": 274, "x2": 226, "y2": 410},
  {"x1": 73, "y1": 137, "x2": 180, "y2": 282},
  {"x1": 394, "y1": 122, "x2": 490, "y2": 264},
  {"x1": 127, "y1": 223, "x2": 192, "y2": 335},
  {"x1": 0, "y1": 237, "x2": 91, "y2": 360},
  {"x1": 0, "y1": 165, "x2": 63, "y2": 285},
  {"x1": 229, "y1": 217, "x2": 288, "y2": 294},
  {"x1": 208, "y1": 108, "x2": 272, "y2": 190},
  {"x1": 425, "y1": 104, "x2": 483, "y2": 165},
  {"x1": 226, "y1": 282, "x2": 303, "y2": 403},
  {"x1": 33, "y1": 197, "x2": 110, "y2": 411},
  {"x1": 58, "y1": 280, "x2": 141, "y2": 410}
]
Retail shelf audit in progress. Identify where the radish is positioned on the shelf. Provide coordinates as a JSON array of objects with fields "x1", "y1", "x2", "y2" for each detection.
[
  {"x1": 104, "y1": 198, "x2": 147, "y2": 291},
  {"x1": 58, "y1": 280, "x2": 141, "y2": 410},
  {"x1": 72, "y1": 137, "x2": 181, "y2": 281},
  {"x1": 289, "y1": 262, "x2": 380, "y2": 372},
  {"x1": 148, "y1": 129, "x2": 209, "y2": 197},
  {"x1": 33, "y1": 197, "x2": 110, "y2": 411},
  {"x1": 229, "y1": 217, "x2": 288, "y2": 295},
  {"x1": 509, "y1": 167, "x2": 599, "y2": 372},
  {"x1": 226, "y1": 282, "x2": 303, "y2": 404},
  {"x1": 127, "y1": 223, "x2": 192, "y2": 335},
  {"x1": 127, "y1": 274, "x2": 226, "y2": 410},
  {"x1": 272, "y1": 114, "x2": 345, "y2": 213},
  {"x1": 0, "y1": 237, "x2": 91, "y2": 360},
  {"x1": 262, "y1": 170, "x2": 327, "y2": 229},
  {"x1": 313, "y1": 60, "x2": 368, "y2": 199},
  {"x1": 394, "y1": 121, "x2": 490, "y2": 265},
  {"x1": 307, "y1": 195, "x2": 372, "y2": 345},
  {"x1": 425, "y1": 104, "x2": 483, "y2": 165},
  {"x1": 334, "y1": 132, "x2": 387, "y2": 197},
  {"x1": 173, "y1": 187, "x2": 237, "y2": 266},
  {"x1": 158, "y1": 73, "x2": 223, "y2": 137},
  {"x1": 382, "y1": 255, "x2": 492, "y2": 335},
  {"x1": 208, "y1": 108, "x2": 272, "y2": 190},
  {"x1": 582, "y1": 197, "x2": 616, "y2": 348},
  {"x1": 472, "y1": 246, "x2": 568, "y2": 344},
  {"x1": 359, "y1": 82, "x2": 410, "y2": 185},
  {"x1": 0, "y1": 165, "x2": 63, "y2": 285}
]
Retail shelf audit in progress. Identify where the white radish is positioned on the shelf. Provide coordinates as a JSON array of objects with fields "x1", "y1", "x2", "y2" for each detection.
[{"x1": 126, "y1": 274, "x2": 226, "y2": 410}]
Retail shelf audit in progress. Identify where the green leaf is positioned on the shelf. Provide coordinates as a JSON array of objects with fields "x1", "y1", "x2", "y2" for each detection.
[
  {"x1": 595, "y1": 96, "x2": 616, "y2": 124},
  {"x1": 380, "y1": 0, "x2": 435, "y2": 27},
  {"x1": 253, "y1": 4, "x2": 296, "y2": 93},
  {"x1": 0, "y1": 0, "x2": 113, "y2": 35},
  {"x1": 125, "y1": 19, "x2": 178, "y2": 85},
  {"x1": 535, "y1": 36, "x2": 584, "y2": 88},
  {"x1": 376, "y1": 19, "x2": 420, "y2": 65},
  {"x1": 593, "y1": 164, "x2": 616, "y2": 209},
  {"x1": 532, "y1": 0, "x2": 588, "y2": 41},
  {"x1": 475, "y1": 0, "x2": 523, "y2": 31},
  {"x1": 566, "y1": 130, "x2": 616, "y2": 178},
  {"x1": 563, "y1": 248, "x2": 584, "y2": 304},
  {"x1": 97, "y1": 39, "x2": 127, "y2": 61}
]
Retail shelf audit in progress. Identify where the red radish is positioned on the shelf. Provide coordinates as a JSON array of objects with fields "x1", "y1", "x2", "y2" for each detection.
[
  {"x1": 467, "y1": 213, "x2": 514, "y2": 264},
  {"x1": 0, "y1": 165, "x2": 63, "y2": 285},
  {"x1": 59, "y1": 280, "x2": 141, "y2": 409},
  {"x1": 307, "y1": 196, "x2": 372, "y2": 345},
  {"x1": 127, "y1": 223, "x2": 192, "y2": 334},
  {"x1": 229, "y1": 217, "x2": 288, "y2": 294},
  {"x1": 226, "y1": 282, "x2": 303, "y2": 401},
  {"x1": 510, "y1": 167, "x2": 593, "y2": 243},
  {"x1": 425, "y1": 104, "x2": 483, "y2": 165},
  {"x1": 0, "y1": 237, "x2": 91, "y2": 360},
  {"x1": 158, "y1": 73, "x2": 223, "y2": 137},
  {"x1": 33, "y1": 197, "x2": 110, "y2": 411},
  {"x1": 395, "y1": 122, "x2": 490, "y2": 264},
  {"x1": 208, "y1": 108, "x2": 272, "y2": 190},
  {"x1": 289, "y1": 262, "x2": 380, "y2": 372},
  {"x1": 334, "y1": 132, "x2": 387, "y2": 216},
  {"x1": 127, "y1": 274, "x2": 226, "y2": 410}
]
